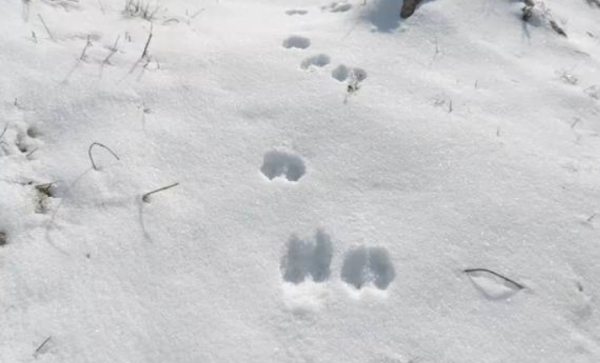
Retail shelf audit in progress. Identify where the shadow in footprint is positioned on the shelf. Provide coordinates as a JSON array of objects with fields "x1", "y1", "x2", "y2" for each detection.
[
  {"x1": 301, "y1": 54, "x2": 331, "y2": 70},
  {"x1": 281, "y1": 230, "x2": 333, "y2": 284},
  {"x1": 261, "y1": 150, "x2": 306, "y2": 182},
  {"x1": 286, "y1": 9, "x2": 308, "y2": 16},
  {"x1": 341, "y1": 246, "x2": 395, "y2": 289},
  {"x1": 331, "y1": 65, "x2": 367, "y2": 83},
  {"x1": 282, "y1": 35, "x2": 311, "y2": 49}
]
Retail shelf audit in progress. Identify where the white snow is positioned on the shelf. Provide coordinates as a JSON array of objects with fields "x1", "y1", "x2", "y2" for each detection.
[{"x1": 1, "y1": 0, "x2": 600, "y2": 362}]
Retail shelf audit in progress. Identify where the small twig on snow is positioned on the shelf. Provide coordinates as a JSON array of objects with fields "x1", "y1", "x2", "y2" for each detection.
[
  {"x1": 79, "y1": 35, "x2": 93, "y2": 61},
  {"x1": 142, "y1": 182, "x2": 180, "y2": 202},
  {"x1": 464, "y1": 268, "x2": 525, "y2": 290},
  {"x1": 141, "y1": 24, "x2": 153, "y2": 59},
  {"x1": 550, "y1": 20, "x2": 567, "y2": 37},
  {"x1": 37, "y1": 14, "x2": 54, "y2": 41},
  {"x1": 88, "y1": 142, "x2": 120, "y2": 170},
  {"x1": 0, "y1": 123, "x2": 8, "y2": 141},
  {"x1": 34, "y1": 336, "x2": 52, "y2": 357}
]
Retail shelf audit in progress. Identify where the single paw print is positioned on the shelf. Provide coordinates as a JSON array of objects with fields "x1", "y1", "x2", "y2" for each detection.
[
  {"x1": 261, "y1": 150, "x2": 306, "y2": 182},
  {"x1": 341, "y1": 246, "x2": 395, "y2": 290},
  {"x1": 281, "y1": 230, "x2": 333, "y2": 284}
]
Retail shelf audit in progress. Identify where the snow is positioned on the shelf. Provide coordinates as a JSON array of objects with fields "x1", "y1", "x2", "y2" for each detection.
[{"x1": 1, "y1": 0, "x2": 600, "y2": 362}]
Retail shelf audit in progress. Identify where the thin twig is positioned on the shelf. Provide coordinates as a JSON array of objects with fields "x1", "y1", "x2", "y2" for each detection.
[
  {"x1": 141, "y1": 24, "x2": 153, "y2": 59},
  {"x1": 88, "y1": 142, "x2": 120, "y2": 170},
  {"x1": 79, "y1": 35, "x2": 93, "y2": 61},
  {"x1": 142, "y1": 182, "x2": 180, "y2": 202},
  {"x1": 550, "y1": 20, "x2": 567, "y2": 37},
  {"x1": 0, "y1": 123, "x2": 8, "y2": 141},
  {"x1": 37, "y1": 14, "x2": 54, "y2": 41},
  {"x1": 27, "y1": 148, "x2": 39, "y2": 157},
  {"x1": 103, "y1": 35, "x2": 121, "y2": 64},
  {"x1": 429, "y1": 36, "x2": 441, "y2": 66},
  {"x1": 464, "y1": 268, "x2": 525, "y2": 289},
  {"x1": 34, "y1": 336, "x2": 52, "y2": 357}
]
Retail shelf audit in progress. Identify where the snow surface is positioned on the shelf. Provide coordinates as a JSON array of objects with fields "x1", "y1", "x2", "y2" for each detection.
[{"x1": 1, "y1": 0, "x2": 600, "y2": 362}]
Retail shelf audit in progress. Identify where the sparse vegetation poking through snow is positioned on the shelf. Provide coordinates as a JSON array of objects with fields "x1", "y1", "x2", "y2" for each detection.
[
  {"x1": 464, "y1": 268, "x2": 525, "y2": 300},
  {"x1": 557, "y1": 69, "x2": 578, "y2": 85},
  {"x1": 79, "y1": 35, "x2": 93, "y2": 61},
  {"x1": 126, "y1": 25, "x2": 158, "y2": 78},
  {"x1": 585, "y1": 85, "x2": 600, "y2": 100},
  {"x1": 142, "y1": 182, "x2": 180, "y2": 203},
  {"x1": 34, "y1": 182, "x2": 56, "y2": 214},
  {"x1": 37, "y1": 14, "x2": 55, "y2": 41},
  {"x1": 34, "y1": 336, "x2": 52, "y2": 358},
  {"x1": 464, "y1": 268, "x2": 525, "y2": 290},
  {"x1": 123, "y1": 0, "x2": 159, "y2": 21},
  {"x1": 0, "y1": 123, "x2": 8, "y2": 144},
  {"x1": 521, "y1": 1, "x2": 567, "y2": 37},
  {"x1": 549, "y1": 19, "x2": 567, "y2": 37},
  {"x1": 100, "y1": 35, "x2": 121, "y2": 76},
  {"x1": 141, "y1": 25, "x2": 153, "y2": 59},
  {"x1": 88, "y1": 142, "x2": 120, "y2": 170}
]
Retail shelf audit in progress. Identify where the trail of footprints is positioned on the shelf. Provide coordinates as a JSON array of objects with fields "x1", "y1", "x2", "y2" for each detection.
[
  {"x1": 259, "y1": 151, "x2": 396, "y2": 290},
  {"x1": 282, "y1": 3, "x2": 368, "y2": 93},
  {"x1": 281, "y1": 230, "x2": 396, "y2": 291}
]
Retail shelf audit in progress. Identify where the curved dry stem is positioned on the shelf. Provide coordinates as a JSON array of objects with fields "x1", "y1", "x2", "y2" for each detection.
[
  {"x1": 142, "y1": 182, "x2": 179, "y2": 202},
  {"x1": 88, "y1": 142, "x2": 120, "y2": 170},
  {"x1": 464, "y1": 268, "x2": 525, "y2": 290}
]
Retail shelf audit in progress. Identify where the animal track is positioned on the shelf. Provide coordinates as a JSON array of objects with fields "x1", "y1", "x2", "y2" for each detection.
[
  {"x1": 331, "y1": 64, "x2": 367, "y2": 83},
  {"x1": 285, "y1": 9, "x2": 308, "y2": 16},
  {"x1": 281, "y1": 230, "x2": 333, "y2": 284},
  {"x1": 261, "y1": 150, "x2": 306, "y2": 182},
  {"x1": 301, "y1": 54, "x2": 331, "y2": 70},
  {"x1": 341, "y1": 246, "x2": 395, "y2": 290},
  {"x1": 282, "y1": 35, "x2": 311, "y2": 50},
  {"x1": 323, "y1": 1, "x2": 353, "y2": 13},
  {"x1": 0, "y1": 121, "x2": 43, "y2": 158}
]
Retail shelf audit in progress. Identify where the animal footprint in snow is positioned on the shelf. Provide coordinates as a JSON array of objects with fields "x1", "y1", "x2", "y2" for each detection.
[
  {"x1": 465, "y1": 268, "x2": 524, "y2": 300},
  {"x1": 261, "y1": 150, "x2": 306, "y2": 182},
  {"x1": 282, "y1": 35, "x2": 311, "y2": 50},
  {"x1": 300, "y1": 54, "x2": 331, "y2": 70},
  {"x1": 332, "y1": 64, "x2": 367, "y2": 83},
  {"x1": 332, "y1": 64, "x2": 367, "y2": 94},
  {"x1": 323, "y1": 1, "x2": 353, "y2": 13},
  {"x1": 341, "y1": 246, "x2": 395, "y2": 290},
  {"x1": 281, "y1": 230, "x2": 333, "y2": 284},
  {"x1": 286, "y1": 9, "x2": 308, "y2": 16}
]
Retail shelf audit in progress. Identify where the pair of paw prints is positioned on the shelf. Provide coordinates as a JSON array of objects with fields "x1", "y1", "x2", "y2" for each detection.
[
  {"x1": 260, "y1": 150, "x2": 306, "y2": 182},
  {"x1": 281, "y1": 35, "x2": 368, "y2": 91},
  {"x1": 280, "y1": 230, "x2": 396, "y2": 290}
]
